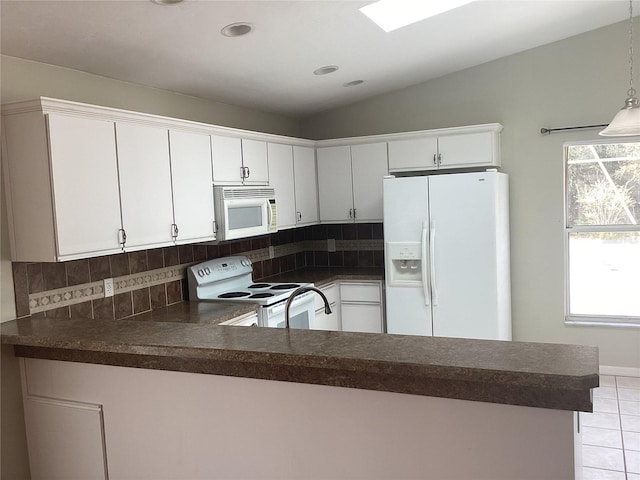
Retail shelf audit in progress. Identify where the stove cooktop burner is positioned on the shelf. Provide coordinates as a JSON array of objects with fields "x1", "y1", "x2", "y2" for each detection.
[
  {"x1": 249, "y1": 283, "x2": 271, "y2": 289},
  {"x1": 270, "y1": 283, "x2": 301, "y2": 290},
  {"x1": 218, "y1": 292, "x2": 250, "y2": 299},
  {"x1": 249, "y1": 293, "x2": 275, "y2": 298}
]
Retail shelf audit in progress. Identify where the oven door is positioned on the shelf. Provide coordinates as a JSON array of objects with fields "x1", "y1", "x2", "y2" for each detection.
[
  {"x1": 262, "y1": 293, "x2": 316, "y2": 329},
  {"x1": 220, "y1": 197, "x2": 273, "y2": 241}
]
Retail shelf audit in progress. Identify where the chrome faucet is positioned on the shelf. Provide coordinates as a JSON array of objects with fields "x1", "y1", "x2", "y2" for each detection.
[{"x1": 285, "y1": 286, "x2": 331, "y2": 329}]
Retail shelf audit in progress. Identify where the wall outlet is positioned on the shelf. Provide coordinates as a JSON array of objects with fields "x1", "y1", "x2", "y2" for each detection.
[
  {"x1": 327, "y1": 239, "x2": 336, "y2": 252},
  {"x1": 103, "y1": 278, "x2": 114, "y2": 298},
  {"x1": 268, "y1": 246, "x2": 275, "y2": 259}
]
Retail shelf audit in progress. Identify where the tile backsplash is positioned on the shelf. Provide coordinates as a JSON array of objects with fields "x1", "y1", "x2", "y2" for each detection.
[{"x1": 11, "y1": 223, "x2": 384, "y2": 320}]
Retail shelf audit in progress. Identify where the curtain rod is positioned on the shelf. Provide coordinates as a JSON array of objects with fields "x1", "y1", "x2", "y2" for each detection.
[{"x1": 540, "y1": 124, "x2": 608, "y2": 135}]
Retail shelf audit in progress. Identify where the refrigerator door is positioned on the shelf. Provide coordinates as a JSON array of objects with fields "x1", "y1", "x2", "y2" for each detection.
[
  {"x1": 383, "y1": 176, "x2": 433, "y2": 335},
  {"x1": 428, "y1": 172, "x2": 509, "y2": 340}
]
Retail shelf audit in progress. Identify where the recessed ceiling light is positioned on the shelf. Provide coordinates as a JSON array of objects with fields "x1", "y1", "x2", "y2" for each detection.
[
  {"x1": 150, "y1": 0, "x2": 184, "y2": 5},
  {"x1": 344, "y1": 80, "x2": 364, "y2": 87},
  {"x1": 221, "y1": 23, "x2": 253, "y2": 37},
  {"x1": 360, "y1": 0, "x2": 477, "y2": 32},
  {"x1": 313, "y1": 65, "x2": 339, "y2": 76}
]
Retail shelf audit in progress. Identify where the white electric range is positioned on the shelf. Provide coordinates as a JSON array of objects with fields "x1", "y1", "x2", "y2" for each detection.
[{"x1": 187, "y1": 256, "x2": 315, "y2": 328}]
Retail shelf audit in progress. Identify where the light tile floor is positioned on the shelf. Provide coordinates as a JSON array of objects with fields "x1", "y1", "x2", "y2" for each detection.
[{"x1": 581, "y1": 375, "x2": 640, "y2": 480}]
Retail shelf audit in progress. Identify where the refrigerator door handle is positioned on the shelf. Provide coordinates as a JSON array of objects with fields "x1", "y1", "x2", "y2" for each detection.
[
  {"x1": 421, "y1": 220, "x2": 430, "y2": 306},
  {"x1": 430, "y1": 219, "x2": 438, "y2": 305}
]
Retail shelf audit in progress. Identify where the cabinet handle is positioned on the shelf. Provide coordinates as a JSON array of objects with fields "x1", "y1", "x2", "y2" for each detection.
[
  {"x1": 240, "y1": 166, "x2": 247, "y2": 179},
  {"x1": 433, "y1": 153, "x2": 437, "y2": 165},
  {"x1": 437, "y1": 153, "x2": 442, "y2": 166},
  {"x1": 353, "y1": 208, "x2": 357, "y2": 219},
  {"x1": 297, "y1": 212, "x2": 302, "y2": 222},
  {"x1": 245, "y1": 167, "x2": 250, "y2": 178},
  {"x1": 118, "y1": 228, "x2": 127, "y2": 248},
  {"x1": 171, "y1": 223, "x2": 179, "y2": 240},
  {"x1": 349, "y1": 208, "x2": 353, "y2": 219},
  {"x1": 213, "y1": 220, "x2": 218, "y2": 234}
]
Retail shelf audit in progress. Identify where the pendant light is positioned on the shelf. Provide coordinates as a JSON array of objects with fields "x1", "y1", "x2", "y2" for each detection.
[{"x1": 601, "y1": 0, "x2": 640, "y2": 136}]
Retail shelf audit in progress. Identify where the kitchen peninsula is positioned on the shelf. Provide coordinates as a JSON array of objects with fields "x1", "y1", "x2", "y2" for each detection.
[{"x1": 2, "y1": 308, "x2": 598, "y2": 480}]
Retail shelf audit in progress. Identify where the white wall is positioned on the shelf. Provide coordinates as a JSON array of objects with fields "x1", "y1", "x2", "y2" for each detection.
[
  {"x1": 301, "y1": 20, "x2": 640, "y2": 370},
  {"x1": 0, "y1": 55, "x2": 301, "y2": 137}
]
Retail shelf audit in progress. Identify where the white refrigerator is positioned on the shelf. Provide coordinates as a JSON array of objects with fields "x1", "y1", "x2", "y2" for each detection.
[{"x1": 383, "y1": 172, "x2": 511, "y2": 340}]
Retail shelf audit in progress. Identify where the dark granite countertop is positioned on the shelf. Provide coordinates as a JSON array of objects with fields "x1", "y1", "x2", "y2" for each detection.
[
  {"x1": 129, "y1": 301, "x2": 258, "y2": 325},
  {"x1": 2, "y1": 309, "x2": 598, "y2": 412}
]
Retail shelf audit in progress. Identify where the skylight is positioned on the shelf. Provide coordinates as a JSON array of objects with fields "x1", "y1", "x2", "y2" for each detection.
[{"x1": 360, "y1": 0, "x2": 477, "y2": 32}]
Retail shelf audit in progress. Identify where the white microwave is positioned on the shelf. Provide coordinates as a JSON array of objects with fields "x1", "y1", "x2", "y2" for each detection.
[{"x1": 213, "y1": 186, "x2": 277, "y2": 241}]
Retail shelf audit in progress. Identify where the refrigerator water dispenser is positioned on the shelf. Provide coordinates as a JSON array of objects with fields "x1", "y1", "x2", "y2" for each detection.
[{"x1": 386, "y1": 242, "x2": 422, "y2": 286}]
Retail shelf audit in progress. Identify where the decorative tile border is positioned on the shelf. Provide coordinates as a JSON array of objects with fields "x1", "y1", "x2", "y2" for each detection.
[
  {"x1": 29, "y1": 281, "x2": 105, "y2": 314},
  {"x1": 112, "y1": 264, "x2": 188, "y2": 295},
  {"x1": 29, "y1": 264, "x2": 188, "y2": 314}
]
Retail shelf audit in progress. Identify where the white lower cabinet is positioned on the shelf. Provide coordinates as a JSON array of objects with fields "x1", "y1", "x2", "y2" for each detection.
[
  {"x1": 310, "y1": 281, "x2": 384, "y2": 333},
  {"x1": 312, "y1": 283, "x2": 340, "y2": 331},
  {"x1": 339, "y1": 281, "x2": 384, "y2": 333}
]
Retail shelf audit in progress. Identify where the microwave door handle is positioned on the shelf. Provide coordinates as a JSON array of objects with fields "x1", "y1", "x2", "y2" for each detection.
[{"x1": 267, "y1": 200, "x2": 273, "y2": 228}]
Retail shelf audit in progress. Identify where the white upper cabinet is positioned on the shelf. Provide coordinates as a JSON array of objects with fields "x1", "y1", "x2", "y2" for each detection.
[
  {"x1": 317, "y1": 146, "x2": 354, "y2": 223},
  {"x1": 293, "y1": 146, "x2": 319, "y2": 226},
  {"x1": 437, "y1": 131, "x2": 496, "y2": 168},
  {"x1": 241, "y1": 139, "x2": 269, "y2": 185},
  {"x1": 388, "y1": 136, "x2": 439, "y2": 172},
  {"x1": 1, "y1": 98, "x2": 503, "y2": 262},
  {"x1": 388, "y1": 125, "x2": 502, "y2": 173},
  {"x1": 168, "y1": 130, "x2": 215, "y2": 244},
  {"x1": 350, "y1": 142, "x2": 388, "y2": 222},
  {"x1": 211, "y1": 135, "x2": 243, "y2": 184},
  {"x1": 2, "y1": 112, "x2": 124, "y2": 262},
  {"x1": 317, "y1": 143, "x2": 388, "y2": 223},
  {"x1": 211, "y1": 136, "x2": 268, "y2": 185},
  {"x1": 48, "y1": 115, "x2": 124, "y2": 259},
  {"x1": 115, "y1": 123, "x2": 175, "y2": 251},
  {"x1": 267, "y1": 142, "x2": 297, "y2": 230}
]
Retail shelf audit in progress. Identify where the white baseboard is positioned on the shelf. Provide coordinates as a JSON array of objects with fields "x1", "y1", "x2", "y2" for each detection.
[{"x1": 600, "y1": 365, "x2": 640, "y2": 377}]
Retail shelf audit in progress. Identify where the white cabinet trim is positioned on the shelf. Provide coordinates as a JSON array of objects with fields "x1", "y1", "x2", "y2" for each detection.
[{"x1": 2, "y1": 97, "x2": 501, "y2": 150}]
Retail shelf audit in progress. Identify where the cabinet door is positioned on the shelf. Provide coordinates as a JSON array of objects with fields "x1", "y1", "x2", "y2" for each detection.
[
  {"x1": 211, "y1": 135, "x2": 243, "y2": 184},
  {"x1": 317, "y1": 146, "x2": 354, "y2": 223},
  {"x1": 340, "y1": 304, "x2": 383, "y2": 333},
  {"x1": 267, "y1": 142, "x2": 296, "y2": 229},
  {"x1": 24, "y1": 397, "x2": 108, "y2": 480},
  {"x1": 350, "y1": 142, "x2": 388, "y2": 222},
  {"x1": 388, "y1": 136, "x2": 438, "y2": 173},
  {"x1": 47, "y1": 114, "x2": 123, "y2": 259},
  {"x1": 312, "y1": 283, "x2": 340, "y2": 331},
  {"x1": 437, "y1": 132, "x2": 496, "y2": 168},
  {"x1": 241, "y1": 139, "x2": 269, "y2": 184},
  {"x1": 116, "y1": 123, "x2": 174, "y2": 250},
  {"x1": 293, "y1": 146, "x2": 319, "y2": 226},
  {"x1": 313, "y1": 307, "x2": 340, "y2": 331},
  {"x1": 169, "y1": 130, "x2": 215, "y2": 244}
]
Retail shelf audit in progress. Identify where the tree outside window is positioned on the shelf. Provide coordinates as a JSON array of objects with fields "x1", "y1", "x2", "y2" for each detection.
[{"x1": 565, "y1": 142, "x2": 640, "y2": 324}]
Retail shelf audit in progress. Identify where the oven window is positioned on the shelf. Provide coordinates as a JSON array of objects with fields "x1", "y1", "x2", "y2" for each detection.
[{"x1": 228, "y1": 206, "x2": 263, "y2": 230}]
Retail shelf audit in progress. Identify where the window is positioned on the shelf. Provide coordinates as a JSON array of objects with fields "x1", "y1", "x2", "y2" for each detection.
[{"x1": 564, "y1": 141, "x2": 640, "y2": 326}]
